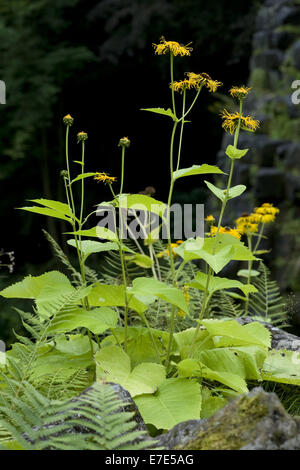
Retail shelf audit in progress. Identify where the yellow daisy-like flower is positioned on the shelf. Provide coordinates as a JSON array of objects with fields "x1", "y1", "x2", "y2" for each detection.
[
  {"x1": 171, "y1": 72, "x2": 222, "y2": 93},
  {"x1": 177, "y1": 285, "x2": 190, "y2": 319},
  {"x1": 235, "y1": 214, "x2": 258, "y2": 235},
  {"x1": 251, "y1": 203, "x2": 280, "y2": 224},
  {"x1": 221, "y1": 109, "x2": 260, "y2": 135},
  {"x1": 229, "y1": 86, "x2": 252, "y2": 100},
  {"x1": 94, "y1": 172, "x2": 117, "y2": 185},
  {"x1": 210, "y1": 225, "x2": 241, "y2": 240},
  {"x1": 186, "y1": 72, "x2": 222, "y2": 93},
  {"x1": 205, "y1": 214, "x2": 215, "y2": 223},
  {"x1": 153, "y1": 36, "x2": 192, "y2": 57}
]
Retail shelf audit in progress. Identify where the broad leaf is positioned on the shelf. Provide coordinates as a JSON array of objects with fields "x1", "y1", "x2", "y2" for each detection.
[
  {"x1": 88, "y1": 284, "x2": 147, "y2": 314},
  {"x1": 225, "y1": 145, "x2": 249, "y2": 160},
  {"x1": 205, "y1": 181, "x2": 246, "y2": 202},
  {"x1": 173, "y1": 164, "x2": 224, "y2": 181},
  {"x1": 48, "y1": 307, "x2": 119, "y2": 335},
  {"x1": 134, "y1": 378, "x2": 201, "y2": 430},
  {"x1": 261, "y1": 349, "x2": 300, "y2": 385},
  {"x1": 189, "y1": 271, "x2": 257, "y2": 296},
  {"x1": 95, "y1": 345, "x2": 166, "y2": 397}
]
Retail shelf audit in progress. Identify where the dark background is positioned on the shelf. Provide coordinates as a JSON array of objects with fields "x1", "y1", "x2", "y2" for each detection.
[{"x1": 0, "y1": 0, "x2": 260, "y2": 341}]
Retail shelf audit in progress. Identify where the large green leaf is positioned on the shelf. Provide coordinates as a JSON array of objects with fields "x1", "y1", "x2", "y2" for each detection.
[
  {"x1": 67, "y1": 239, "x2": 119, "y2": 261},
  {"x1": 177, "y1": 358, "x2": 248, "y2": 393},
  {"x1": 117, "y1": 194, "x2": 166, "y2": 218},
  {"x1": 140, "y1": 107, "x2": 176, "y2": 121},
  {"x1": 71, "y1": 172, "x2": 99, "y2": 183},
  {"x1": 48, "y1": 307, "x2": 119, "y2": 335},
  {"x1": 0, "y1": 271, "x2": 74, "y2": 300},
  {"x1": 261, "y1": 350, "x2": 300, "y2": 385},
  {"x1": 95, "y1": 345, "x2": 166, "y2": 397},
  {"x1": 225, "y1": 145, "x2": 249, "y2": 160},
  {"x1": 173, "y1": 164, "x2": 224, "y2": 181},
  {"x1": 189, "y1": 271, "x2": 257, "y2": 296},
  {"x1": 130, "y1": 277, "x2": 189, "y2": 313},
  {"x1": 66, "y1": 226, "x2": 118, "y2": 241},
  {"x1": 202, "y1": 319, "x2": 271, "y2": 349},
  {"x1": 88, "y1": 284, "x2": 147, "y2": 314},
  {"x1": 19, "y1": 198, "x2": 76, "y2": 223},
  {"x1": 204, "y1": 181, "x2": 246, "y2": 202},
  {"x1": 134, "y1": 378, "x2": 201, "y2": 430}
]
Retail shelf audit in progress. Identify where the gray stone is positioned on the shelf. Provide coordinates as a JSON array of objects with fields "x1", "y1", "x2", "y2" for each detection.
[
  {"x1": 237, "y1": 317, "x2": 300, "y2": 352},
  {"x1": 251, "y1": 49, "x2": 284, "y2": 70},
  {"x1": 254, "y1": 167, "x2": 285, "y2": 201},
  {"x1": 283, "y1": 142, "x2": 300, "y2": 169},
  {"x1": 290, "y1": 39, "x2": 300, "y2": 70},
  {"x1": 157, "y1": 388, "x2": 300, "y2": 450}
]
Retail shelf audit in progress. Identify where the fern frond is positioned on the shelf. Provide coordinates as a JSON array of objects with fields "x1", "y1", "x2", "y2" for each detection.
[
  {"x1": 248, "y1": 262, "x2": 288, "y2": 327},
  {"x1": 0, "y1": 381, "x2": 154, "y2": 450}
]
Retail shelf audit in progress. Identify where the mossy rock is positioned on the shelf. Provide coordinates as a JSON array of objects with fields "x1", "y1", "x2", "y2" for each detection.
[{"x1": 157, "y1": 387, "x2": 300, "y2": 450}]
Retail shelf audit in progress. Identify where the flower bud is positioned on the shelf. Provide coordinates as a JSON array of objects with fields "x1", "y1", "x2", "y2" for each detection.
[
  {"x1": 118, "y1": 137, "x2": 131, "y2": 148},
  {"x1": 77, "y1": 131, "x2": 88, "y2": 143},
  {"x1": 63, "y1": 114, "x2": 74, "y2": 126}
]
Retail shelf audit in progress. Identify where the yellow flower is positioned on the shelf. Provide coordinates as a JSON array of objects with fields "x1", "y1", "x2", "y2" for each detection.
[
  {"x1": 171, "y1": 72, "x2": 222, "y2": 93},
  {"x1": 221, "y1": 109, "x2": 260, "y2": 134},
  {"x1": 235, "y1": 214, "x2": 258, "y2": 235},
  {"x1": 156, "y1": 241, "x2": 183, "y2": 258},
  {"x1": 77, "y1": 131, "x2": 88, "y2": 142},
  {"x1": 251, "y1": 203, "x2": 279, "y2": 224},
  {"x1": 63, "y1": 114, "x2": 74, "y2": 126},
  {"x1": 153, "y1": 36, "x2": 192, "y2": 56},
  {"x1": 177, "y1": 286, "x2": 190, "y2": 319},
  {"x1": 229, "y1": 86, "x2": 252, "y2": 100},
  {"x1": 210, "y1": 225, "x2": 241, "y2": 240},
  {"x1": 205, "y1": 214, "x2": 215, "y2": 223},
  {"x1": 186, "y1": 72, "x2": 222, "y2": 92},
  {"x1": 94, "y1": 172, "x2": 117, "y2": 185}
]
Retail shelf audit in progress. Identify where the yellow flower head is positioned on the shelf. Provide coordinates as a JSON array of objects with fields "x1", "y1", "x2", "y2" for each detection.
[
  {"x1": 63, "y1": 114, "x2": 74, "y2": 126},
  {"x1": 210, "y1": 225, "x2": 241, "y2": 240},
  {"x1": 186, "y1": 72, "x2": 222, "y2": 93},
  {"x1": 77, "y1": 131, "x2": 88, "y2": 142},
  {"x1": 229, "y1": 86, "x2": 252, "y2": 100},
  {"x1": 153, "y1": 36, "x2": 192, "y2": 57},
  {"x1": 221, "y1": 109, "x2": 260, "y2": 134},
  {"x1": 118, "y1": 136, "x2": 131, "y2": 148},
  {"x1": 94, "y1": 172, "x2": 117, "y2": 185},
  {"x1": 235, "y1": 214, "x2": 258, "y2": 235},
  {"x1": 205, "y1": 214, "x2": 215, "y2": 223},
  {"x1": 156, "y1": 241, "x2": 183, "y2": 258},
  {"x1": 252, "y1": 203, "x2": 279, "y2": 224}
]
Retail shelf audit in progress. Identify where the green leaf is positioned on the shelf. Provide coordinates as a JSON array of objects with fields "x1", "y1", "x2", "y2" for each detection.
[
  {"x1": 261, "y1": 350, "x2": 300, "y2": 385},
  {"x1": 177, "y1": 357, "x2": 248, "y2": 393},
  {"x1": 125, "y1": 253, "x2": 153, "y2": 269},
  {"x1": 202, "y1": 319, "x2": 271, "y2": 349},
  {"x1": 48, "y1": 307, "x2": 119, "y2": 335},
  {"x1": 204, "y1": 181, "x2": 246, "y2": 202},
  {"x1": 140, "y1": 107, "x2": 177, "y2": 121},
  {"x1": 19, "y1": 206, "x2": 72, "y2": 223},
  {"x1": 130, "y1": 277, "x2": 189, "y2": 314},
  {"x1": 0, "y1": 271, "x2": 74, "y2": 300},
  {"x1": 237, "y1": 269, "x2": 260, "y2": 278},
  {"x1": 134, "y1": 378, "x2": 201, "y2": 430},
  {"x1": 225, "y1": 145, "x2": 249, "y2": 160},
  {"x1": 67, "y1": 239, "x2": 120, "y2": 261},
  {"x1": 95, "y1": 345, "x2": 166, "y2": 397},
  {"x1": 188, "y1": 271, "x2": 257, "y2": 296},
  {"x1": 173, "y1": 164, "x2": 224, "y2": 181},
  {"x1": 117, "y1": 194, "x2": 166, "y2": 218},
  {"x1": 201, "y1": 388, "x2": 227, "y2": 419},
  {"x1": 88, "y1": 284, "x2": 147, "y2": 315},
  {"x1": 71, "y1": 172, "x2": 99, "y2": 184},
  {"x1": 66, "y1": 226, "x2": 118, "y2": 241}
]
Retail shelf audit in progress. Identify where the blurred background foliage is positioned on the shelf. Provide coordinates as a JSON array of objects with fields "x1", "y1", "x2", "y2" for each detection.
[{"x1": 0, "y1": 0, "x2": 261, "y2": 342}]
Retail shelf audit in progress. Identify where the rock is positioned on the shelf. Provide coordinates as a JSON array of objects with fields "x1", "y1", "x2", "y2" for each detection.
[
  {"x1": 254, "y1": 167, "x2": 285, "y2": 201},
  {"x1": 237, "y1": 317, "x2": 300, "y2": 352},
  {"x1": 157, "y1": 387, "x2": 300, "y2": 450},
  {"x1": 281, "y1": 142, "x2": 300, "y2": 169},
  {"x1": 251, "y1": 50, "x2": 284, "y2": 70},
  {"x1": 290, "y1": 39, "x2": 300, "y2": 69}
]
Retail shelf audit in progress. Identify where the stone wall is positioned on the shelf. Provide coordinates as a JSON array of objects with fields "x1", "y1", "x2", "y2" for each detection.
[{"x1": 214, "y1": 0, "x2": 300, "y2": 295}]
